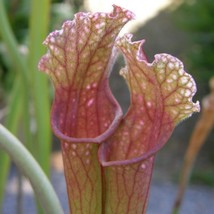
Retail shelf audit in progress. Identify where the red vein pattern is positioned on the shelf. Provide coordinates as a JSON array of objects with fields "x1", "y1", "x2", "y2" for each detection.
[
  {"x1": 38, "y1": 6, "x2": 134, "y2": 214},
  {"x1": 39, "y1": 5, "x2": 200, "y2": 213},
  {"x1": 99, "y1": 34, "x2": 200, "y2": 214}
]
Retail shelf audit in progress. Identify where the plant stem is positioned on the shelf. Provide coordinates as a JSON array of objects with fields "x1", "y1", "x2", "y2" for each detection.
[
  {"x1": 28, "y1": 1, "x2": 52, "y2": 211},
  {"x1": 28, "y1": 0, "x2": 51, "y2": 175},
  {"x1": 0, "y1": 124, "x2": 64, "y2": 214},
  {"x1": 172, "y1": 208, "x2": 179, "y2": 214},
  {"x1": 0, "y1": 79, "x2": 22, "y2": 211}
]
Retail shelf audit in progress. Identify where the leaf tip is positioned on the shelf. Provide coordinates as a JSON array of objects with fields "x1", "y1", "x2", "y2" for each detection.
[
  {"x1": 111, "y1": 4, "x2": 135, "y2": 20},
  {"x1": 116, "y1": 33, "x2": 147, "y2": 62}
]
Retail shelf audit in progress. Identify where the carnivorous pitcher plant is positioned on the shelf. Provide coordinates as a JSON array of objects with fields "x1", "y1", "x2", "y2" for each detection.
[{"x1": 38, "y1": 5, "x2": 200, "y2": 214}]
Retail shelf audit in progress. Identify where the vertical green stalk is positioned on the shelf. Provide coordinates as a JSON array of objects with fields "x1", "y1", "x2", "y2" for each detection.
[
  {"x1": 28, "y1": 1, "x2": 51, "y2": 213},
  {"x1": 28, "y1": 0, "x2": 51, "y2": 176},
  {"x1": 0, "y1": 151, "x2": 9, "y2": 212}
]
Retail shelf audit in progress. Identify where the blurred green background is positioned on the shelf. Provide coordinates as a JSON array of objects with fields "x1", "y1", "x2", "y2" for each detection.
[{"x1": 0, "y1": 0, "x2": 213, "y2": 213}]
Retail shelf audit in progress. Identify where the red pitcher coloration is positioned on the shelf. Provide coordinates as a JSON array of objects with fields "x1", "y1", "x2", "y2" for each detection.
[{"x1": 39, "y1": 5, "x2": 200, "y2": 214}]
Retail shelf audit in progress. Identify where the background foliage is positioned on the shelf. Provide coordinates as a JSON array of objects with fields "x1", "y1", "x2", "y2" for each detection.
[{"x1": 173, "y1": 0, "x2": 214, "y2": 83}]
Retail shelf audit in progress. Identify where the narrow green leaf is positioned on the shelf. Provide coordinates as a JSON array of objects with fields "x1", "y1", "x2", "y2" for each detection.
[{"x1": 28, "y1": 0, "x2": 51, "y2": 175}]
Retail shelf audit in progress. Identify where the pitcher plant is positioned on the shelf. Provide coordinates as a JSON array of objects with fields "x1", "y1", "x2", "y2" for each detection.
[{"x1": 38, "y1": 5, "x2": 200, "y2": 214}]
